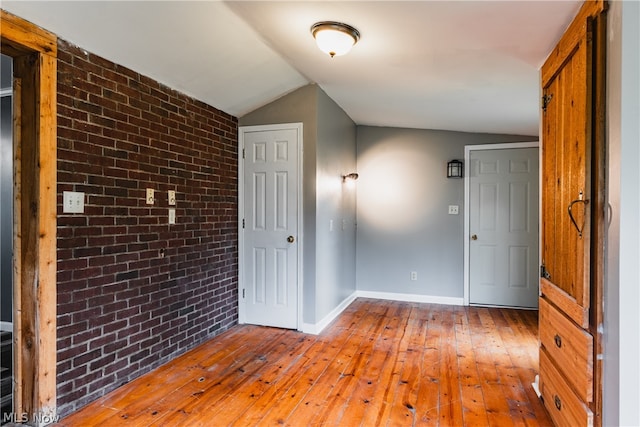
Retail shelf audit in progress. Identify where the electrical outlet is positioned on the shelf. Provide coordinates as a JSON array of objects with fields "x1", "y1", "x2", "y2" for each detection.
[
  {"x1": 168, "y1": 190, "x2": 176, "y2": 206},
  {"x1": 448, "y1": 205, "x2": 459, "y2": 215},
  {"x1": 146, "y1": 188, "x2": 155, "y2": 205},
  {"x1": 410, "y1": 271, "x2": 418, "y2": 281}
]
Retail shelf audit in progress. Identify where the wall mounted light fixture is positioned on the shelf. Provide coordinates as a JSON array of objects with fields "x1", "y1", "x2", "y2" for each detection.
[
  {"x1": 311, "y1": 21, "x2": 360, "y2": 58},
  {"x1": 342, "y1": 172, "x2": 359, "y2": 182},
  {"x1": 447, "y1": 160, "x2": 464, "y2": 178}
]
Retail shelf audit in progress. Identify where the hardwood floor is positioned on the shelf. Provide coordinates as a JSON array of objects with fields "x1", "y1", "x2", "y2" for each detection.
[{"x1": 55, "y1": 299, "x2": 552, "y2": 426}]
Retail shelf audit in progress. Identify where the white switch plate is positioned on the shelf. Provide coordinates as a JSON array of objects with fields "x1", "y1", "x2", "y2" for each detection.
[
  {"x1": 410, "y1": 271, "x2": 418, "y2": 281},
  {"x1": 168, "y1": 190, "x2": 176, "y2": 206},
  {"x1": 63, "y1": 191, "x2": 84, "y2": 213},
  {"x1": 146, "y1": 188, "x2": 155, "y2": 205},
  {"x1": 168, "y1": 208, "x2": 176, "y2": 225},
  {"x1": 448, "y1": 205, "x2": 459, "y2": 215}
]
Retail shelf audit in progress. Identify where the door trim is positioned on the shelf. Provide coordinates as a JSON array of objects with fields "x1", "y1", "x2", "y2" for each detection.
[
  {"x1": 1, "y1": 10, "x2": 57, "y2": 421},
  {"x1": 238, "y1": 123, "x2": 303, "y2": 330},
  {"x1": 463, "y1": 141, "x2": 539, "y2": 306}
]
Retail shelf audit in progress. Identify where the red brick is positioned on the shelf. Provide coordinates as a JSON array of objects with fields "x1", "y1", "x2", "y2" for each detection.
[{"x1": 56, "y1": 38, "x2": 238, "y2": 417}]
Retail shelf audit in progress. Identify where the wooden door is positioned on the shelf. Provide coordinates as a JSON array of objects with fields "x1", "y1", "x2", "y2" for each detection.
[
  {"x1": 538, "y1": 1, "x2": 606, "y2": 426},
  {"x1": 240, "y1": 124, "x2": 301, "y2": 329},
  {"x1": 469, "y1": 147, "x2": 539, "y2": 308}
]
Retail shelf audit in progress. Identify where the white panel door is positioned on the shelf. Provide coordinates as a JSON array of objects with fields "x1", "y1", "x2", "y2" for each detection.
[
  {"x1": 469, "y1": 148, "x2": 539, "y2": 308},
  {"x1": 242, "y1": 125, "x2": 299, "y2": 329}
]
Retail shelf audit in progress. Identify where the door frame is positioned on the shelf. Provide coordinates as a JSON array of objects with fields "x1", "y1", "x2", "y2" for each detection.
[
  {"x1": 237, "y1": 123, "x2": 304, "y2": 330},
  {"x1": 463, "y1": 141, "x2": 539, "y2": 306},
  {"x1": 1, "y1": 10, "x2": 58, "y2": 421}
]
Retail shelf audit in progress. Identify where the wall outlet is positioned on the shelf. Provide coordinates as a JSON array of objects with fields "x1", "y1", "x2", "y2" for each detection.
[
  {"x1": 146, "y1": 188, "x2": 155, "y2": 205},
  {"x1": 168, "y1": 190, "x2": 176, "y2": 206},
  {"x1": 448, "y1": 205, "x2": 459, "y2": 215},
  {"x1": 410, "y1": 271, "x2": 418, "y2": 281}
]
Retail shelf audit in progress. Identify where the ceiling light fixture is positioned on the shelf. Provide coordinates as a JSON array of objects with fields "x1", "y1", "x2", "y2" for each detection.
[{"x1": 311, "y1": 21, "x2": 360, "y2": 58}]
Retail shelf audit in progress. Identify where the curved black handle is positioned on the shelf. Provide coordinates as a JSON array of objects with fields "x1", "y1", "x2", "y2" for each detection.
[
  {"x1": 568, "y1": 199, "x2": 589, "y2": 238},
  {"x1": 554, "y1": 395, "x2": 562, "y2": 411},
  {"x1": 554, "y1": 334, "x2": 562, "y2": 348}
]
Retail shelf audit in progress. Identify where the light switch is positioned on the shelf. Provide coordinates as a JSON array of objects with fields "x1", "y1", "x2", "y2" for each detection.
[
  {"x1": 63, "y1": 191, "x2": 85, "y2": 213},
  {"x1": 168, "y1": 208, "x2": 176, "y2": 225}
]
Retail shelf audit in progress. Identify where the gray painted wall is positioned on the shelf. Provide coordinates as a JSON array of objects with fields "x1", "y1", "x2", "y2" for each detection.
[
  {"x1": 604, "y1": 2, "x2": 640, "y2": 426},
  {"x1": 240, "y1": 84, "x2": 358, "y2": 325},
  {"x1": 240, "y1": 84, "x2": 319, "y2": 323},
  {"x1": 315, "y1": 89, "x2": 357, "y2": 321},
  {"x1": 1, "y1": 53, "x2": 12, "y2": 323},
  {"x1": 1, "y1": 54, "x2": 11, "y2": 90},
  {"x1": 355, "y1": 126, "x2": 536, "y2": 299},
  {"x1": 1, "y1": 94, "x2": 12, "y2": 323}
]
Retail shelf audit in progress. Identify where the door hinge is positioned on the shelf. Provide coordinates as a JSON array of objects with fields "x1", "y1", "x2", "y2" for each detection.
[
  {"x1": 242, "y1": 288, "x2": 245, "y2": 299},
  {"x1": 541, "y1": 94, "x2": 553, "y2": 112},
  {"x1": 242, "y1": 218, "x2": 245, "y2": 228},
  {"x1": 540, "y1": 262, "x2": 551, "y2": 280},
  {"x1": 242, "y1": 148, "x2": 245, "y2": 159}
]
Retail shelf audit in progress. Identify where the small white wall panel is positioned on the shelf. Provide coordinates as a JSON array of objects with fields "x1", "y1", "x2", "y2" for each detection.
[
  {"x1": 253, "y1": 247, "x2": 266, "y2": 304},
  {"x1": 253, "y1": 173, "x2": 266, "y2": 230},
  {"x1": 480, "y1": 183, "x2": 498, "y2": 231},
  {"x1": 479, "y1": 245, "x2": 497, "y2": 286},
  {"x1": 253, "y1": 142, "x2": 266, "y2": 162},
  {"x1": 275, "y1": 172, "x2": 288, "y2": 231},
  {"x1": 509, "y1": 159, "x2": 530, "y2": 173},
  {"x1": 509, "y1": 246, "x2": 529, "y2": 288},
  {"x1": 480, "y1": 160, "x2": 498, "y2": 174},
  {"x1": 275, "y1": 140, "x2": 288, "y2": 162},
  {"x1": 275, "y1": 248, "x2": 287, "y2": 306},
  {"x1": 509, "y1": 182, "x2": 529, "y2": 232}
]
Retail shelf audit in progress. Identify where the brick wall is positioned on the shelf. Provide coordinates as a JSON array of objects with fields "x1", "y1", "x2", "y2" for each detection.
[{"x1": 55, "y1": 39, "x2": 238, "y2": 416}]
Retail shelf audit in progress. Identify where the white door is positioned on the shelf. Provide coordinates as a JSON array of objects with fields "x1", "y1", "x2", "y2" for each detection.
[
  {"x1": 240, "y1": 124, "x2": 301, "y2": 329},
  {"x1": 469, "y1": 147, "x2": 539, "y2": 308}
]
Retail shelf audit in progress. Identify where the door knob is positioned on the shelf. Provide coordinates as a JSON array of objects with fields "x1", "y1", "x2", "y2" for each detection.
[
  {"x1": 287, "y1": 236, "x2": 295, "y2": 243},
  {"x1": 471, "y1": 234, "x2": 478, "y2": 241}
]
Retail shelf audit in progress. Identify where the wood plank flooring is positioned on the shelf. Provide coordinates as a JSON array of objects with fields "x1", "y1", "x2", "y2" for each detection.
[{"x1": 55, "y1": 298, "x2": 552, "y2": 426}]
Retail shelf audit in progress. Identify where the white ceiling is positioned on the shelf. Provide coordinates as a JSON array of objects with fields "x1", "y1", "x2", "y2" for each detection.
[{"x1": 2, "y1": 1, "x2": 581, "y2": 136}]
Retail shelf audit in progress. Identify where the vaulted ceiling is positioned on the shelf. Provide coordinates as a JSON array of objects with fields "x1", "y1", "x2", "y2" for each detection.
[{"x1": 2, "y1": 1, "x2": 582, "y2": 136}]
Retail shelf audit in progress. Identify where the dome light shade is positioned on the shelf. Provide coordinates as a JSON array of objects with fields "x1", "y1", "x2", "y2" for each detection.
[{"x1": 311, "y1": 21, "x2": 360, "y2": 58}]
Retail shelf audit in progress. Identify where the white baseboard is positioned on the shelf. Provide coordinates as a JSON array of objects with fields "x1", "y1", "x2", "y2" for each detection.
[
  {"x1": 356, "y1": 290, "x2": 464, "y2": 306},
  {"x1": 301, "y1": 291, "x2": 358, "y2": 335},
  {"x1": 0, "y1": 321, "x2": 13, "y2": 332},
  {"x1": 532, "y1": 374, "x2": 542, "y2": 398},
  {"x1": 300, "y1": 290, "x2": 464, "y2": 335}
]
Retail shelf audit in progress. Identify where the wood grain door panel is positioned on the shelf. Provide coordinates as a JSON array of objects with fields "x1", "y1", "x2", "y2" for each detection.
[
  {"x1": 540, "y1": 350, "x2": 594, "y2": 427},
  {"x1": 539, "y1": 1, "x2": 606, "y2": 426},
  {"x1": 539, "y1": 298, "x2": 593, "y2": 402},
  {"x1": 541, "y1": 14, "x2": 592, "y2": 316}
]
